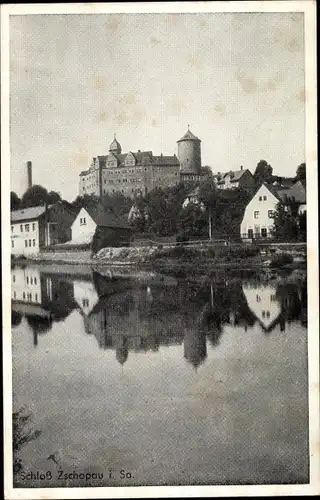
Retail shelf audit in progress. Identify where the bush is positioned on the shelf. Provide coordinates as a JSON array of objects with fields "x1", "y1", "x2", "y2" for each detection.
[
  {"x1": 270, "y1": 252, "x2": 294, "y2": 268},
  {"x1": 176, "y1": 232, "x2": 189, "y2": 242}
]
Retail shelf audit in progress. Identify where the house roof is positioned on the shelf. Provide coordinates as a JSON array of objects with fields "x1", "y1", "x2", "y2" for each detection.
[
  {"x1": 153, "y1": 155, "x2": 179, "y2": 166},
  {"x1": 177, "y1": 128, "x2": 200, "y2": 143},
  {"x1": 11, "y1": 205, "x2": 46, "y2": 222},
  {"x1": 84, "y1": 203, "x2": 133, "y2": 229},
  {"x1": 215, "y1": 169, "x2": 252, "y2": 184}
]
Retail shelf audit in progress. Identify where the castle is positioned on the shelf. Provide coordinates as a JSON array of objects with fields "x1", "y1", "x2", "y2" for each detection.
[{"x1": 79, "y1": 128, "x2": 204, "y2": 198}]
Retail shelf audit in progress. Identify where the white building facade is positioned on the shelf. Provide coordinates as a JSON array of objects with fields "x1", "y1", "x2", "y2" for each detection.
[
  {"x1": 11, "y1": 206, "x2": 46, "y2": 255},
  {"x1": 70, "y1": 207, "x2": 97, "y2": 244},
  {"x1": 240, "y1": 184, "x2": 279, "y2": 240}
]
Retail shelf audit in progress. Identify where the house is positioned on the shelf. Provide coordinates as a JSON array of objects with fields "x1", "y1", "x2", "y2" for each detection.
[
  {"x1": 11, "y1": 202, "x2": 77, "y2": 256},
  {"x1": 213, "y1": 167, "x2": 255, "y2": 190},
  {"x1": 242, "y1": 283, "x2": 281, "y2": 332},
  {"x1": 240, "y1": 182, "x2": 307, "y2": 240},
  {"x1": 70, "y1": 203, "x2": 135, "y2": 249},
  {"x1": 182, "y1": 186, "x2": 205, "y2": 210},
  {"x1": 73, "y1": 279, "x2": 99, "y2": 316}
]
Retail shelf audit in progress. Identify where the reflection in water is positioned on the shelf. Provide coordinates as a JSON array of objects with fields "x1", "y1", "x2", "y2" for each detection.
[
  {"x1": 11, "y1": 265, "x2": 307, "y2": 368},
  {"x1": 11, "y1": 264, "x2": 309, "y2": 486}
]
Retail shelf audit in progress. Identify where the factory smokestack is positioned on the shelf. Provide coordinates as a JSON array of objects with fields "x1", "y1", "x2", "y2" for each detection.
[{"x1": 27, "y1": 161, "x2": 32, "y2": 189}]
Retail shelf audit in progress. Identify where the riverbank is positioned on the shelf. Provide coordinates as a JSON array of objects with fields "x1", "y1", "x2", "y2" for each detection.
[{"x1": 11, "y1": 242, "x2": 307, "y2": 273}]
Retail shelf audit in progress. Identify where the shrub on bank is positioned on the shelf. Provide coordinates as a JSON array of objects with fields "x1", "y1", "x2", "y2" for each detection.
[{"x1": 269, "y1": 252, "x2": 294, "y2": 268}]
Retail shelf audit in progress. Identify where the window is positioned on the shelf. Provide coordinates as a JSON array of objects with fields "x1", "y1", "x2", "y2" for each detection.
[
  {"x1": 256, "y1": 294, "x2": 261, "y2": 302},
  {"x1": 33, "y1": 239, "x2": 35, "y2": 246},
  {"x1": 11, "y1": 240, "x2": 14, "y2": 248},
  {"x1": 261, "y1": 228, "x2": 267, "y2": 238},
  {"x1": 270, "y1": 294, "x2": 276, "y2": 302},
  {"x1": 13, "y1": 291, "x2": 16, "y2": 299},
  {"x1": 82, "y1": 298, "x2": 89, "y2": 307},
  {"x1": 25, "y1": 224, "x2": 30, "y2": 232},
  {"x1": 266, "y1": 311, "x2": 270, "y2": 318},
  {"x1": 23, "y1": 292, "x2": 25, "y2": 300},
  {"x1": 263, "y1": 196, "x2": 267, "y2": 201},
  {"x1": 20, "y1": 225, "x2": 23, "y2": 232},
  {"x1": 25, "y1": 240, "x2": 28, "y2": 247},
  {"x1": 254, "y1": 211, "x2": 259, "y2": 219},
  {"x1": 11, "y1": 226, "x2": 13, "y2": 232},
  {"x1": 34, "y1": 277, "x2": 37, "y2": 285},
  {"x1": 259, "y1": 196, "x2": 262, "y2": 201},
  {"x1": 35, "y1": 293, "x2": 38, "y2": 302},
  {"x1": 30, "y1": 277, "x2": 33, "y2": 285},
  {"x1": 13, "y1": 275, "x2": 15, "y2": 282},
  {"x1": 29, "y1": 240, "x2": 32, "y2": 247},
  {"x1": 268, "y1": 210, "x2": 274, "y2": 219},
  {"x1": 32, "y1": 223, "x2": 36, "y2": 231},
  {"x1": 262, "y1": 310, "x2": 266, "y2": 318},
  {"x1": 26, "y1": 277, "x2": 29, "y2": 284},
  {"x1": 248, "y1": 229, "x2": 253, "y2": 239},
  {"x1": 80, "y1": 218, "x2": 82, "y2": 224}
]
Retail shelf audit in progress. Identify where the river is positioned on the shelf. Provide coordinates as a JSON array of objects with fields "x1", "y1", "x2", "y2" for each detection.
[{"x1": 11, "y1": 263, "x2": 309, "y2": 487}]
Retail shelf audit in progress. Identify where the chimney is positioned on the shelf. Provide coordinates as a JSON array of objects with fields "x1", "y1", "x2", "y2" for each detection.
[{"x1": 27, "y1": 161, "x2": 32, "y2": 189}]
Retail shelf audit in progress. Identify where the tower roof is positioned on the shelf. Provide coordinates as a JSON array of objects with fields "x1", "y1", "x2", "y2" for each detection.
[
  {"x1": 109, "y1": 135, "x2": 122, "y2": 152},
  {"x1": 177, "y1": 127, "x2": 201, "y2": 143}
]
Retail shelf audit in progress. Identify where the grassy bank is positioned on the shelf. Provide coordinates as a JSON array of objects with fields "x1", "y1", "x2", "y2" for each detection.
[{"x1": 11, "y1": 243, "x2": 306, "y2": 273}]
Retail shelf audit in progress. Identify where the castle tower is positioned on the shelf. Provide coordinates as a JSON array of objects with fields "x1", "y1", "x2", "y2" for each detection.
[
  {"x1": 109, "y1": 134, "x2": 122, "y2": 155},
  {"x1": 177, "y1": 126, "x2": 201, "y2": 174}
]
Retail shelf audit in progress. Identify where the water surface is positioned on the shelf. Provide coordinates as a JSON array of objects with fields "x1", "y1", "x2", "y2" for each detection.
[{"x1": 12, "y1": 264, "x2": 309, "y2": 487}]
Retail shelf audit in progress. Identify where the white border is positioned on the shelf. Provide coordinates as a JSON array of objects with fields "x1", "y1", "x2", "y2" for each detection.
[{"x1": 2, "y1": 2, "x2": 319, "y2": 498}]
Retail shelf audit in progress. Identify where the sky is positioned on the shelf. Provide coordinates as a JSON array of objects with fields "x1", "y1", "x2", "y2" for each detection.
[{"x1": 10, "y1": 12, "x2": 305, "y2": 201}]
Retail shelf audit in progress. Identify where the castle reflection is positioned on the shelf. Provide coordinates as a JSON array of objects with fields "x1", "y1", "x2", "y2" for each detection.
[{"x1": 11, "y1": 265, "x2": 307, "y2": 368}]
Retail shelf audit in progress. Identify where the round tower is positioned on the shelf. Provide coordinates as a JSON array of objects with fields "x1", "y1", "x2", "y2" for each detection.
[
  {"x1": 177, "y1": 127, "x2": 201, "y2": 174},
  {"x1": 109, "y1": 134, "x2": 122, "y2": 155}
]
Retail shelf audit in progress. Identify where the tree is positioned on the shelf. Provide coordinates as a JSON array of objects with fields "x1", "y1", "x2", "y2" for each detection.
[
  {"x1": 296, "y1": 162, "x2": 306, "y2": 182},
  {"x1": 11, "y1": 191, "x2": 21, "y2": 211},
  {"x1": 46, "y1": 190, "x2": 62, "y2": 205},
  {"x1": 21, "y1": 185, "x2": 48, "y2": 208},
  {"x1": 177, "y1": 203, "x2": 207, "y2": 239},
  {"x1": 272, "y1": 202, "x2": 299, "y2": 241},
  {"x1": 254, "y1": 160, "x2": 273, "y2": 184}
]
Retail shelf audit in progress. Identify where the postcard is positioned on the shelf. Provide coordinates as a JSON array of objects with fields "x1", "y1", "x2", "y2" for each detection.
[{"x1": 2, "y1": 1, "x2": 319, "y2": 498}]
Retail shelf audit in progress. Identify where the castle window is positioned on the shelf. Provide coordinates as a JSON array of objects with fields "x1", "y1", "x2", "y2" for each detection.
[
  {"x1": 20, "y1": 225, "x2": 23, "y2": 232},
  {"x1": 27, "y1": 277, "x2": 29, "y2": 284},
  {"x1": 11, "y1": 226, "x2": 13, "y2": 232},
  {"x1": 259, "y1": 196, "x2": 262, "y2": 201},
  {"x1": 25, "y1": 224, "x2": 30, "y2": 232},
  {"x1": 23, "y1": 292, "x2": 25, "y2": 300},
  {"x1": 35, "y1": 293, "x2": 38, "y2": 302},
  {"x1": 32, "y1": 223, "x2": 36, "y2": 231},
  {"x1": 268, "y1": 210, "x2": 274, "y2": 218},
  {"x1": 34, "y1": 277, "x2": 37, "y2": 285},
  {"x1": 29, "y1": 240, "x2": 32, "y2": 247},
  {"x1": 263, "y1": 196, "x2": 267, "y2": 201},
  {"x1": 254, "y1": 211, "x2": 259, "y2": 219},
  {"x1": 13, "y1": 291, "x2": 16, "y2": 299},
  {"x1": 25, "y1": 240, "x2": 28, "y2": 247},
  {"x1": 11, "y1": 240, "x2": 14, "y2": 248},
  {"x1": 30, "y1": 277, "x2": 33, "y2": 285}
]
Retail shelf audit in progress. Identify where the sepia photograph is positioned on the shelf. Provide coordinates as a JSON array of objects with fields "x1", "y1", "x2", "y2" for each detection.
[{"x1": 2, "y1": 1, "x2": 319, "y2": 498}]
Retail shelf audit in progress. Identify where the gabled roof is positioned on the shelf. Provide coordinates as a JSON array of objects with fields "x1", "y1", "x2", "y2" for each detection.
[
  {"x1": 177, "y1": 128, "x2": 201, "y2": 143},
  {"x1": 213, "y1": 168, "x2": 253, "y2": 184},
  {"x1": 11, "y1": 205, "x2": 46, "y2": 222},
  {"x1": 82, "y1": 203, "x2": 132, "y2": 229}
]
